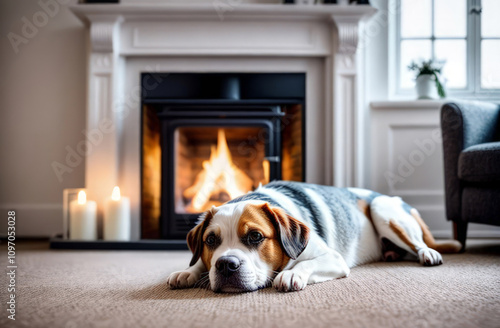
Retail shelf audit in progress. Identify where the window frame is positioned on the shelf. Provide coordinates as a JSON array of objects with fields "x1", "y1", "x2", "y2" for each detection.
[{"x1": 392, "y1": 0, "x2": 500, "y2": 100}]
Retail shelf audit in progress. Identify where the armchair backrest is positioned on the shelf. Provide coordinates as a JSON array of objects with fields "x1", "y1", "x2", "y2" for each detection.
[{"x1": 440, "y1": 101, "x2": 500, "y2": 221}]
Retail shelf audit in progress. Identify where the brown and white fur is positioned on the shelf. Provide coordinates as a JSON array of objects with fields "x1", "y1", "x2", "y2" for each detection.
[{"x1": 167, "y1": 181, "x2": 461, "y2": 293}]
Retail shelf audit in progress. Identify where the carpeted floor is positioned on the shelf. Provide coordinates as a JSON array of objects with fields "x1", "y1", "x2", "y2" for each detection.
[{"x1": 1, "y1": 240, "x2": 499, "y2": 328}]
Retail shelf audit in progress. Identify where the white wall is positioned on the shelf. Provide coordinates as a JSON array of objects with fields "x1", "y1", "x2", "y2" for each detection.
[{"x1": 0, "y1": 0, "x2": 86, "y2": 237}]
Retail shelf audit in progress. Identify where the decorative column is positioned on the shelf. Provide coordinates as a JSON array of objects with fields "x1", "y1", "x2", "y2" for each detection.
[
  {"x1": 85, "y1": 16, "x2": 123, "y2": 221},
  {"x1": 331, "y1": 14, "x2": 366, "y2": 188}
]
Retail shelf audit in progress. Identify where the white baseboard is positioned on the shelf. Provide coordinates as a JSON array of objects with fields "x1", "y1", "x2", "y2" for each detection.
[
  {"x1": 0, "y1": 203, "x2": 63, "y2": 238},
  {"x1": 432, "y1": 229, "x2": 500, "y2": 239}
]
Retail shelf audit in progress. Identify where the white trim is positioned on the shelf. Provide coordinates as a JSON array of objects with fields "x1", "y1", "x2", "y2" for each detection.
[
  {"x1": 430, "y1": 230, "x2": 454, "y2": 239},
  {"x1": 0, "y1": 203, "x2": 62, "y2": 210},
  {"x1": 0, "y1": 204, "x2": 63, "y2": 237},
  {"x1": 71, "y1": 3, "x2": 377, "y2": 21},
  {"x1": 466, "y1": 231, "x2": 500, "y2": 238},
  {"x1": 433, "y1": 230, "x2": 500, "y2": 239},
  {"x1": 371, "y1": 100, "x2": 444, "y2": 110},
  {"x1": 387, "y1": 190, "x2": 444, "y2": 197},
  {"x1": 387, "y1": 0, "x2": 399, "y2": 101}
]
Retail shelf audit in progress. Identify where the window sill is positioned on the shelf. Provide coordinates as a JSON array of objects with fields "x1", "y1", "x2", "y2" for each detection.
[
  {"x1": 389, "y1": 90, "x2": 500, "y2": 103},
  {"x1": 370, "y1": 99, "x2": 445, "y2": 110}
]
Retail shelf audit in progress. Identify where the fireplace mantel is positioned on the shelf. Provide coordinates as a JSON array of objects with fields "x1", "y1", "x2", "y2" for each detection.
[
  {"x1": 70, "y1": 3, "x2": 376, "y2": 240},
  {"x1": 71, "y1": 4, "x2": 375, "y2": 56},
  {"x1": 71, "y1": 3, "x2": 375, "y2": 21}
]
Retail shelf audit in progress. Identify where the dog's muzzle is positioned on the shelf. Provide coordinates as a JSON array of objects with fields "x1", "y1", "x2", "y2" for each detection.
[
  {"x1": 212, "y1": 255, "x2": 257, "y2": 293},
  {"x1": 215, "y1": 256, "x2": 241, "y2": 278}
]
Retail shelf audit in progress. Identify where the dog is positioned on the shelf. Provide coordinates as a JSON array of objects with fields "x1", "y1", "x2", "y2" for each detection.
[{"x1": 167, "y1": 181, "x2": 461, "y2": 293}]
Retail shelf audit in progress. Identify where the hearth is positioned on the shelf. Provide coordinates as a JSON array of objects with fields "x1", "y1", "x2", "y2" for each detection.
[{"x1": 141, "y1": 73, "x2": 305, "y2": 239}]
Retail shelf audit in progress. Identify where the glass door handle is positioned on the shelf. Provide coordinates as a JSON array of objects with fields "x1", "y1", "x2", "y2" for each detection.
[{"x1": 264, "y1": 156, "x2": 280, "y2": 163}]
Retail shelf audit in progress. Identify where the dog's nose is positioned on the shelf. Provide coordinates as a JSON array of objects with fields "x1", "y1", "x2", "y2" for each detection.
[{"x1": 215, "y1": 256, "x2": 241, "y2": 277}]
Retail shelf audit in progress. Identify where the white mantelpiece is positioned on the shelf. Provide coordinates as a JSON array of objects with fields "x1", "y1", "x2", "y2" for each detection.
[{"x1": 71, "y1": 3, "x2": 376, "y2": 239}]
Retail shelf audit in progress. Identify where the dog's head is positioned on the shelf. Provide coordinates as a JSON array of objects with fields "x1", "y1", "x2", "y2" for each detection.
[{"x1": 187, "y1": 202, "x2": 310, "y2": 293}]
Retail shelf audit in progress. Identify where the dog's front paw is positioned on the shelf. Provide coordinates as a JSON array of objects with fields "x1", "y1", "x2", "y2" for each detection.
[
  {"x1": 273, "y1": 270, "x2": 307, "y2": 292},
  {"x1": 418, "y1": 248, "x2": 443, "y2": 266},
  {"x1": 167, "y1": 270, "x2": 200, "y2": 289}
]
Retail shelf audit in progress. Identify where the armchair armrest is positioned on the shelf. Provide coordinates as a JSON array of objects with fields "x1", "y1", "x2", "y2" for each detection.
[{"x1": 440, "y1": 101, "x2": 500, "y2": 221}]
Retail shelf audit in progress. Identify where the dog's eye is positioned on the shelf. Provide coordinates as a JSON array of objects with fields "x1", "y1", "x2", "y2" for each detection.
[
  {"x1": 249, "y1": 231, "x2": 264, "y2": 243},
  {"x1": 205, "y1": 235, "x2": 216, "y2": 246}
]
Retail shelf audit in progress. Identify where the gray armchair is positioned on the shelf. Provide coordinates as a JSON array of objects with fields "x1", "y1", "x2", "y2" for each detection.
[{"x1": 441, "y1": 101, "x2": 500, "y2": 250}]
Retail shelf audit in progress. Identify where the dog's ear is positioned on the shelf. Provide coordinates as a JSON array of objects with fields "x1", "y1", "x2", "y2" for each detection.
[
  {"x1": 186, "y1": 209, "x2": 214, "y2": 266},
  {"x1": 260, "y1": 203, "x2": 310, "y2": 259}
]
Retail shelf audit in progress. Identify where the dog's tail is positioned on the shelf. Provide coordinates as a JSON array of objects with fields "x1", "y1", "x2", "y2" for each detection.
[
  {"x1": 429, "y1": 240, "x2": 462, "y2": 253},
  {"x1": 410, "y1": 209, "x2": 462, "y2": 253}
]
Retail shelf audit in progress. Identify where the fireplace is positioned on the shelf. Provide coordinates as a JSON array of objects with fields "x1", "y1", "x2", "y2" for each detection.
[
  {"x1": 141, "y1": 73, "x2": 305, "y2": 239},
  {"x1": 64, "y1": 2, "x2": 375, "y2": 247}
]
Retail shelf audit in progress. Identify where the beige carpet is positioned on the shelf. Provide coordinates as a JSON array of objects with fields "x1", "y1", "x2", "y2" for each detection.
[{"x1": 1, "y1": 240, "x2": 499, "y2": 328}]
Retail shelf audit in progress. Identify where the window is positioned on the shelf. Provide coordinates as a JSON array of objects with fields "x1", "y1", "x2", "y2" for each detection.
[
  {"x1": 481, "y1": 0, "x2": 500, "y2": 89},
  {"x1": 396, "y1": 0, "x2": 500, "y2": 97}
]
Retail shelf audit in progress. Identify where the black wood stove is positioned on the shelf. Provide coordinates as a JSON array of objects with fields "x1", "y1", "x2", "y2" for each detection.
[{"x1": 141, "y1": 73, "x2": 306, "y2": 240}]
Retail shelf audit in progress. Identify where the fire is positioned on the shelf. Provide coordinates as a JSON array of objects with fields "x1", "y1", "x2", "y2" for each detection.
[{"x1": 183, "y1": 129, "x2": 254, "y2": 212}]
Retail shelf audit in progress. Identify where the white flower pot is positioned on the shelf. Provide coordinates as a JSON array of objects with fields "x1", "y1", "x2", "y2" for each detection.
[
  {"x1": 415, "y1": 74, "x2": 438, "y2": 99},
  {"x1": 296, "y1": 0, "x2": 316, "y2": 4}
]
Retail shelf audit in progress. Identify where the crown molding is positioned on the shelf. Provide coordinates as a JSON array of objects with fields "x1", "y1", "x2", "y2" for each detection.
[{"x1": 71, "y1": 3, "x2": 376, "y2": 23}]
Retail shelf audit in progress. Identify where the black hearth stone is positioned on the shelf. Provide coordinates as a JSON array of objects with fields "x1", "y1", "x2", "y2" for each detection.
[
  {"x1": 82, "y1": 0, "x2": 119, "y2": 3},
  {"x1": 49, "y1": 237, "x2": 188, "y2": 250}
]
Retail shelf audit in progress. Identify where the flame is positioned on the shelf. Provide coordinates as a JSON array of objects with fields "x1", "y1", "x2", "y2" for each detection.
[
  {"x1": 77, "y1": 190, "x2": 87, "y2": 205},
  {"x1": 183, "y1": 129, "x2": 253, "y2": 212},
  {"x1": 111, "y1": 186, "x2": 121, "y2": 201},
  {"x1": 262, "y1": 160, "x2": 270, "y2": 185}
]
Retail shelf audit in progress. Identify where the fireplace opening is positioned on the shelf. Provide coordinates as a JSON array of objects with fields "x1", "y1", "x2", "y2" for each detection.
[
  {"x1": 141, "y1": 73, "x2": 305, "y2": 240},
  {"x1": 175, "y1": 127, "x2": 270, "y2": 214}
]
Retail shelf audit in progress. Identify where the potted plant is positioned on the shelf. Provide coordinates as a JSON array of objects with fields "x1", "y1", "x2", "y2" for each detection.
[{"x1": 408, "y1": 60, "x2": 446, "y2": 99}]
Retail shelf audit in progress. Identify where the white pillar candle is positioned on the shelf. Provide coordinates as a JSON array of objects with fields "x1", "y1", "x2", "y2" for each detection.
[
  {"x1": 104, "y1": 186, "x2": 131, "y2": 241},
  {"x1": 69, "y1": 191, "x2": 97, "y2": 240}
]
